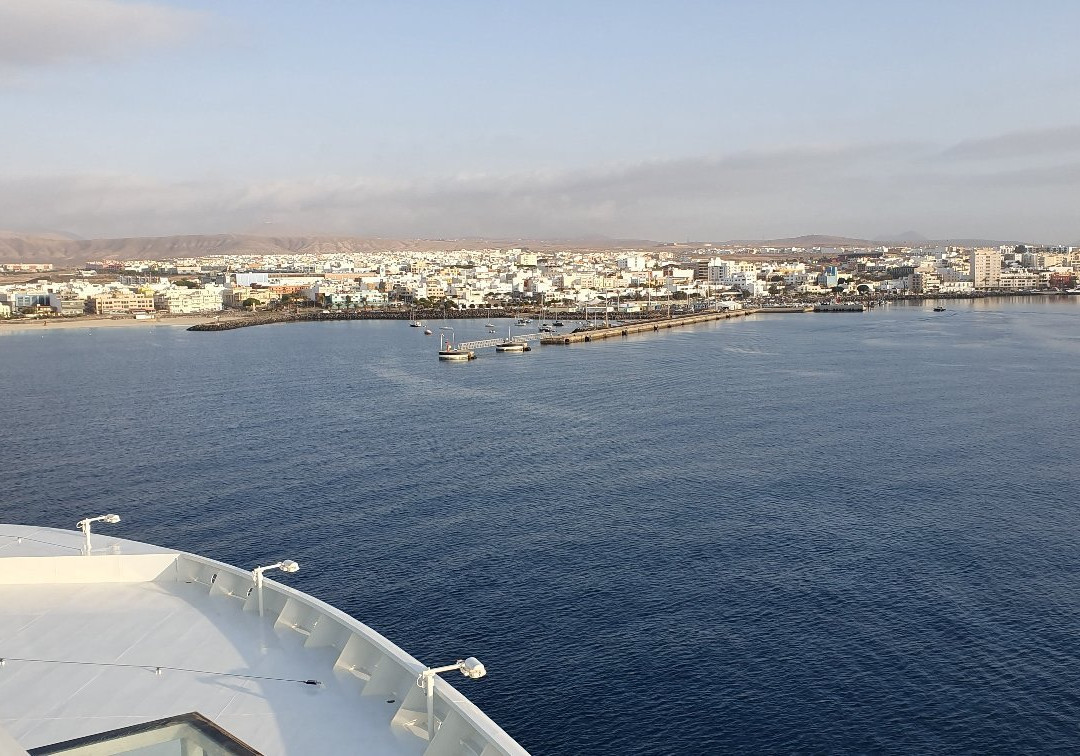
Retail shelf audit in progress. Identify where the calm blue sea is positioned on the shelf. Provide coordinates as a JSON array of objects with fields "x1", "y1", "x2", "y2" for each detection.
[{"x1": 3, "y1": 297, "x2": 1080, "y2": 754}]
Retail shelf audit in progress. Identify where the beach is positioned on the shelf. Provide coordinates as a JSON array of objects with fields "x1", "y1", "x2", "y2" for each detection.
[{"x1": 0, "y1": 313, "x2": 249, "y2": 332}]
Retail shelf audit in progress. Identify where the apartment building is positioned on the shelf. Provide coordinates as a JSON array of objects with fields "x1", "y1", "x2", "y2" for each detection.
[
  {"x1": 154, "y1": 287, "x2": 225, "y2": 313},
  {"x1": 88, "y1": 291, "x2": 156, "y2": 314},
  {"x1": 970, "y1": 248, "x2": 1002, "y2": 290}
]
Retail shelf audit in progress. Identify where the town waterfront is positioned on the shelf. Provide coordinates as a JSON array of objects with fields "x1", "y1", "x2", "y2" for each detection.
[{"x1": 3, "y1": 297, "x2": 1080, "y2": 754}]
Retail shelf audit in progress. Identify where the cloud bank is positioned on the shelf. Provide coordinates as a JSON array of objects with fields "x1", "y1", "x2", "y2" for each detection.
[
  {"x1": 3, "y1": 129, "x2": 1080, "y2": 243},
  {"x1": 0, "y1": 0, "x2": 206, "y2": 69}
]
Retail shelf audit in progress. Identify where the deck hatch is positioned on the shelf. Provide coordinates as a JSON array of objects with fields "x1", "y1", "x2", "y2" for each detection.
[{"x1": 28, "y1": 711, "x2": 262, "y2": 756}]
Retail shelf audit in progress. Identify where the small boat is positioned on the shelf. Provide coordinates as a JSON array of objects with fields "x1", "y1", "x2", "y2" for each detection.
[
  {"x1": 485, "y1": 323, "x2": 496, "y2": 328},
  {"x1": 933, "y1": 306, "x2": 946, "y2": 312},
  {"x1": 438, "y1": 334, "x2": 475, "y2": 360},
  {"x1": 424, "y1": 328, "x2": 432, "y2": 335},
  {"x1": 813, "y1": 302, "x2": 865, "y2": 312},
  {"x1": 439, "y1": 348, "x2": 474, "y2": 360},
  {"x1": 495, "y1": 327, "x2": 526, "y2": 353},
  {"x1": 409, "y1": 320, "x2": 423, "y2": 327},
  {"x1": 553, "y1": 321, "x2": 564, "y2": 327}
]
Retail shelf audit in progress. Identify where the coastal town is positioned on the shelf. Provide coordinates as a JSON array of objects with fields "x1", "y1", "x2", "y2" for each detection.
[{"x1": 2, "y1": 242, "x2": 1079, "y2": 322}]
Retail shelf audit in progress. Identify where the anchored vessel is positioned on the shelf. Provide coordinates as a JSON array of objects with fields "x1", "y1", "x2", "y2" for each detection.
[
  {"x1": 494, "y1": 327, "x2": 526, "y2": 353},
  {"x1": 0, "y1": 523, "x2": 527, "y2": 755},
  {"x1": 813, "y1": 302, "x2": 866, "y2": 312},
  {"x1": 438, "y1": 334, "x2": 476, "y2": 361}
]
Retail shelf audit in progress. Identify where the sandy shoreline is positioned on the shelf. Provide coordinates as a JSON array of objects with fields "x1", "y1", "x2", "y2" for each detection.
[{"x1": 0, "y1": 314, "x2": 250, "y2": 332}]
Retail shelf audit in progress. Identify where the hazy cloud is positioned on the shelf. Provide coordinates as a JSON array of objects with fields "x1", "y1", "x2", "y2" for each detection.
[
  {"x1": 0, "y1": 0, "x2": 207, "y2": 69},
  {"x1": 2, "y1": 136, "x2": 1078, "y2": 243},
  {"x1": 941, "y1": 125, "x2": 1080, "y2": 161}
]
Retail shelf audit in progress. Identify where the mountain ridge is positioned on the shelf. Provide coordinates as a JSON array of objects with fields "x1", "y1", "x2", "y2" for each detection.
[{"x1": 0, "y1": 231, "x2": 1036, "y2": 265}]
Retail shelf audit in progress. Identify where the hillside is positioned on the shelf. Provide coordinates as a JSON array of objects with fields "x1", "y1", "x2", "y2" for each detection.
[
  {"x1": 0, "y1": 231, "x2": 1035, "y2": 267},
  {"x1": 0, "y1": 233, "x2": 666, "y2": 266},
  {"x1": 716, "y1": 234, "x2": 1026, "y2": 248}
]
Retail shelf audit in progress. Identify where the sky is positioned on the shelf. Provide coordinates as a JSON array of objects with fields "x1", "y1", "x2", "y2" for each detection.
[{"x1": 3, "y1": 0, "x2": 1080, "y2": 242}]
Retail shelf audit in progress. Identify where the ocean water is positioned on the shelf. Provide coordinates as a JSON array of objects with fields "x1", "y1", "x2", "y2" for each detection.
[{"x1": 3, "y1": 297, "x2": 1080, "y2": 754}]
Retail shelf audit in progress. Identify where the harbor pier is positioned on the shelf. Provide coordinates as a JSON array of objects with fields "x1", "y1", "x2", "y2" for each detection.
[{"x1": 540, "y1": 308, "x2": 760, "y2": 345}]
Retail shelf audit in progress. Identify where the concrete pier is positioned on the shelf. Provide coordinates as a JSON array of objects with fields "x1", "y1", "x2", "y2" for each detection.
[{"x1": 540, "y1": 308, "x2": 760, "y2": 345}]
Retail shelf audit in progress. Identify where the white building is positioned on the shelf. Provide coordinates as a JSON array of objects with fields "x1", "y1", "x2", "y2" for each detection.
[
  {"x1": 729, "y1": 271, "x2": 766, "y2": 296},
  {"x1": 970, "y1": 248, "x2": 1002, "y2": 290},
  {"x1": 154, "y1": 286, "x2": 225, "y2": 313},
  {"x1": 617, "y1": 255, "x2": 648, "y2": 272}
]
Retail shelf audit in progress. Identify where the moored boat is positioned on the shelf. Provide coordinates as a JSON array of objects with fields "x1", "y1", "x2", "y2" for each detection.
[
  {"x1": 438, "y1": 334, "x2": 476, "y2": 360},
  {"x1": 495, "y1": 327, "x2": 526, "y2": 353},
  {"x1": 439, "y1": 348, "x2": 475, "y2": 360},
  {"x1": 813, "y1": 302, "x2": 865, "y2": 312}
]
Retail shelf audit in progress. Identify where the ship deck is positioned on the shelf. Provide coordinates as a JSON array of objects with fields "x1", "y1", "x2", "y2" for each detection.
[{"x1": 0, "y1": 525, "x2": 525, "y2": 756}]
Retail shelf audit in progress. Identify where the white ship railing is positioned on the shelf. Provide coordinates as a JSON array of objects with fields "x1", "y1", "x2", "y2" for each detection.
[
  {"x1": 174, "y1": 551, "x2": 529, "y2": 756},
  {"x1": 0, "y1": 549, "x2": 529, "y2": 756}
]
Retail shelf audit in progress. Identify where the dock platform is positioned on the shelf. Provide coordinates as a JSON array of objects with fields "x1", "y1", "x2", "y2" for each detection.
[{"x1": 539, "y1": 308, "x2": 760, "y2": 345}]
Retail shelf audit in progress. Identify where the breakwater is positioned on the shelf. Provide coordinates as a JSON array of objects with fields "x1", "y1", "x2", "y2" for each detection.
[
  {"x1": 540, "y1": 308, "x2": 759, "y2": 344},
  {"x1": 188, "y1": 307, "x2": 514, "y2": 331}
]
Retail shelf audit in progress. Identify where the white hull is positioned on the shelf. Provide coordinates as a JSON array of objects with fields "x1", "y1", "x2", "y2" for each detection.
[{"x1": 0, "y1": 524, "x2": 527, "y2": 755}]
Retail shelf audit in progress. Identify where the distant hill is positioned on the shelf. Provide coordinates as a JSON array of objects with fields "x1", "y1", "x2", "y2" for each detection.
[
  {"x1": 0, "y1": 231, "x2": 1038, "y2": 266},
  {"x1": 0, "y1": 233, "x2": 661, "y2": 266},
  {"x1": 719, "y1": 234, "x2": 882, "y2": 248},
  {"x1": 716, "y1": 234, "x2": 1028, "y2": 249}
]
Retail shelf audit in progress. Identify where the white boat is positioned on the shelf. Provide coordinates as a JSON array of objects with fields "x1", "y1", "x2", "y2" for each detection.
[
  {"x1": 0, "y1": 522, "x2": 525, "y2": 755},
  {"x1": 409, "y1": 320, "x2": 423, "y2": 327},
  {"x1": 813, "y1": 302, "x2": 865, "y2": 312},
  {"x1": 424, "y1": 329, "x2": 432, "y2": 335},
  {"x1": 438, "y1": 334, "x2": 475, "y2": 361},
  {"x1": 438, "y1": 348, "x2": 475, "y2": 361},
  {"x1": 495, "y1": 327, "x2": 526, "y2": 353}
]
